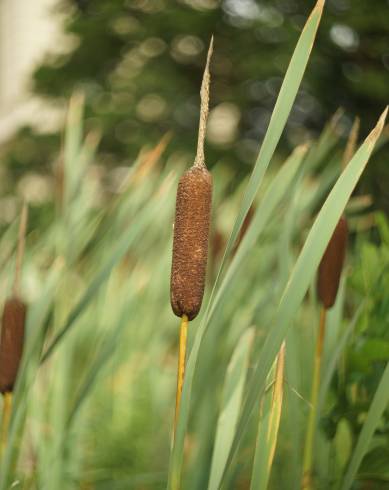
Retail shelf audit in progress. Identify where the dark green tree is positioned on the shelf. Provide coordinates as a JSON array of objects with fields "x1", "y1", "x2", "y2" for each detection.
[{"x1": 4, "y1": 0, "x2": 389, "y2": 210}]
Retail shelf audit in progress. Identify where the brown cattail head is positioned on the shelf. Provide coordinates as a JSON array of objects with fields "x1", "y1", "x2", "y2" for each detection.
[
  {"x1": 317, "y1": 216, "x2": 348, "y2": 309},
  {"x1": 170, "y1": 167, "x2": 212, "y2": 320},
  {"x1": 170, "y1": 38, "x2": 214, "y2": 320},
  {"x1": 0, "y1": 297, "x2": 27, "y2": 393}
]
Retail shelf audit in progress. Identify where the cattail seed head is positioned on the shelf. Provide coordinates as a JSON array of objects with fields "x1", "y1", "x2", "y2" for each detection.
[
  {"x1": 317, "y1": 216, "x2": 348, "y2": 309},
  {"x1": 170, "y1": 166, "x2": 213, "y2": 320},
  {"x1": 0, "y1": 297, "x2": 27, "y2": 394}
]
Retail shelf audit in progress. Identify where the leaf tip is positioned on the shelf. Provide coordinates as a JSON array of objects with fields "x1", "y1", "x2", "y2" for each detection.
[
  {"x1": 296, "y1": 143, "x2": 310, "y2": 156},
  {"x1": 367, "y1": 107, "x2": 388, "y2": 145},
  {"x1": 315, "y1": 0, "x2": 325, "y2": 11},
  {"x1": 329, "y1": 107, "x2": 344, "y2": 132}
]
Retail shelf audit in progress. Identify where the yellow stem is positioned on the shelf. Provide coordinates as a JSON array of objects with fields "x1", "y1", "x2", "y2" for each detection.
[
  {"x1": 302, "y1": 307, "x2": 327, "y2": 489},
  {"x1": 173, "y1": 315, "x2": 189, "y2": 441},
  {"x1": 0, "y1": 392, "x2": 13, "y2": 460}
]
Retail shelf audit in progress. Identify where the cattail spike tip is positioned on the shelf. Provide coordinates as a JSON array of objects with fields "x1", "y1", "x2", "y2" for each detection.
[
  {"x1": 317, "y1": 216, "x2": 348, "y2": 309},
  {"x1": 194, "y1": 36, "x2": 214, "y2": 168}
]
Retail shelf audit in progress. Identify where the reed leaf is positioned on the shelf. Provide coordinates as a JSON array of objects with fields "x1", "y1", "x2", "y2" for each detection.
[
  {"x1": 208, "y1": 328, "x2": 253, "y2": 490},
  {"x1": 339, "y1": 361, "x2": 389, "y2": 490},
  {"x1": 219, "y1": 109, "x2": 387, "y2": 487}
]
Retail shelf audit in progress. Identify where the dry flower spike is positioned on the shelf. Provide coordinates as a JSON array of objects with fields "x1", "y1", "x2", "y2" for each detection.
[{"x1": 170, "y1": 38, "x2": 214, "y2": 439}]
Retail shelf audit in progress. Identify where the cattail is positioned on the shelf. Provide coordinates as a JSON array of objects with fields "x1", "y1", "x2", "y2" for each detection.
[
  {"x1": 317, "y1": 216, "x2": 348, "y2": 309},
  {"x1": 304, "y1": 216, "x2": 348, "y2": 488},
  {"x1": 170, "y1": 167, "x2": 212, "y2": 320},
  {"x1": 316, "y1": 118, "x2": 358, "y2": 308},
  {"x1": 0, "y1": 203, "x2": 28, "y2": 394},
  {"x1": 170, "y1": 38, "x2": 213, "y2": 322},
  {"x1": 0, "y1": 297, "x2": 26, "y2": 394},
  {"x1": 303, "y1": 119, "x2": 358, "y2": 489},
  {"x1": 316, "y1": 118, "x2": 359, "y2": 311},
  {"x1": 171, "y1": 38, "x2": 213, "y2": 439}
]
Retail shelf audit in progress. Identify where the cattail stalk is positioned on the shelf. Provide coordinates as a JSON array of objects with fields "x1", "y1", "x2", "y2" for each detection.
[
  {"x1": 302, "y1": 218, "x2": 348, "y2": 487},
  {"x1": 170, "y1": 38, "x2": 213, "y2": 438},
  {"x1": 0, "y1": 392, "x2": 12, "y2": 459},
  {"x1": 173, "y1": 314, "x2": 188, "y2": 439}
]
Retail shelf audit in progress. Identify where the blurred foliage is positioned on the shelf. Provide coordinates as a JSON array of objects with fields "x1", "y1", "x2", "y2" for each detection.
[
  {"x1": 0, "y1": 82, "x2": 388, "y2": 489},
  {"x1": 323, "y1": 212, "x2": 389, "y2": 487},
  {"x1": 2, "y1": 0, "x2": 389, "y2": 214},
  {"x1": 0, "y1": 3, "x2": 388, "y2": 486}
]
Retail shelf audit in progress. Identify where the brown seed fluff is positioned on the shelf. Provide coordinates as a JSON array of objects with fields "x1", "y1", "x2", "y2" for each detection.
[
  {"x1": 317, "y1": 216, "x2": 348, "y2": 309},
  {"x1": 170, "y1": 166, "x2": 212, "y2": 320},
  {"x1": 0, "y1": 297, "x2": 26, "y2": 393}
]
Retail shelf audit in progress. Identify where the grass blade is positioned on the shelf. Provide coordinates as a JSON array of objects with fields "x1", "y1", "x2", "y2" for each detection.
[
  {"x1": 207, "y1": 328, "x2": 254, "y2": 490},
  {"x1": 0, "y1": 262, "x2": 64, "y2": 489},
  {"x1": 318, "y1": 302, "x2": 365, "y2": 412},
  {"x1": 250, "y1": 343, "x2": 286, "y2": 490},
  {"x1": 221, "y1": 0, "x2": 325, "y2": 266},
  {"x1": 40, "y1": 194, "x2": 165, "y2": 363},
  {"x1": 339, "y1": 361, "x2": 389, "y2": 490},
  {"x1": 219, "y1": 109, "x2": 387, "y2": 487},
  {"x1": 66, "y1": 300, "x2": 135, "y2": 427},
  {"x1": 208, "y1": 145, "x2": 307, "y2": 326}
]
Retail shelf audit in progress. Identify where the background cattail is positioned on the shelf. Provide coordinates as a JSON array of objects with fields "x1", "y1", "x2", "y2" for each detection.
[
  {"x1": 0, "y1": 297, "x2": 27, "y2": 394},
  {"x1": 317, "y1": 216, "x2": 348, "y2": 309},
  {"x1": 0, "y1": 203, "x2": 28, "y2": 394},
  {"x1": 170, "y1": 166, "x2": 212, "y2": 320}
]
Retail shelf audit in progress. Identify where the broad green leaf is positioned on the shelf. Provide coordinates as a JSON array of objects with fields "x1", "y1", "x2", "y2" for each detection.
[
  {"x1": 219, "y1": 109, "x2": 387, "y2": 487},
  {"x1": 221, "y1": 0, "x2": 325, "y2": 265}
]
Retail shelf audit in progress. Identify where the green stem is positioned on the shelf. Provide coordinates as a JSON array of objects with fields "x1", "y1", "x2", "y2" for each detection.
[{"x1": 302, "y1": 307, "x2": 327, "y2": 489}]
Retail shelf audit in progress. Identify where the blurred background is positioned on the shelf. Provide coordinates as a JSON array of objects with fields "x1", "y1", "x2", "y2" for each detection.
[
  {"x1": 0, "y1": 2, "x2": 389, "y2": 489},
  {"x1": 1, "y1": 0, "x2": 389, "y2": 227}
]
